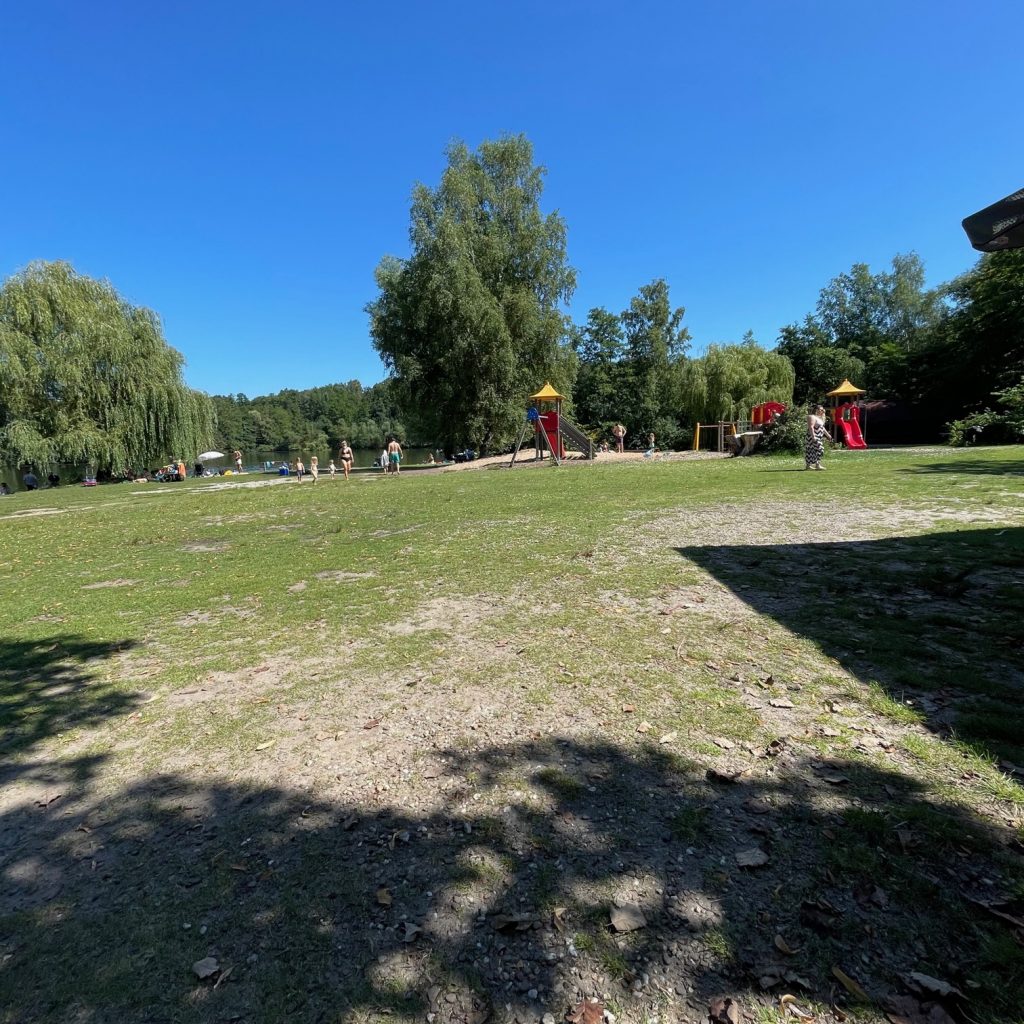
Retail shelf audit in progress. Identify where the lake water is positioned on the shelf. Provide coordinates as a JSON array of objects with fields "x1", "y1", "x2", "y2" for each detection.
[{"x1": 0, "y1": 447, "x2": 438, "y2": 493}]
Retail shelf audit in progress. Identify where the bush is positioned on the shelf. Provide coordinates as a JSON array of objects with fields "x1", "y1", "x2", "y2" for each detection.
[
  {"x1": 759, "y1": 404, "x2": 810, "y2": 454},
  {"x1": 946, "y1": 378, "x2": 1024, "y2": 446}
]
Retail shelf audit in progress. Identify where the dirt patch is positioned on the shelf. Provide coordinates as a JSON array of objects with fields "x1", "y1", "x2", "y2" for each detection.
[
  {"x1": 390, "y1": 595, "x2": 503, "y2": 636},
  {"x1": 288, "y1": 581, "x2": 308, "y2": 593},
  {"x1": 0, "y1": 507, "x2": 65, "y2": 519},
  {"x1": 172, "y1": 605, "x2": 255, "y2": 628},
  {"x1": 81, "y1": 578, "x2": 140, "y2": 590},
  {"x1": 314, "y1": 570, "x2": 376, "y2": 583},
  {"x1": 180, "y1": 542, "x2": 231, "y2": 553}
]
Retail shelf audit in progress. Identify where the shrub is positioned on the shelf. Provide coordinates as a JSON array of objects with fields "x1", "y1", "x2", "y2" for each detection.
[
  {"x1": 947, "y1": 378, "x2": 1024, "y2": 446},
  {"x1": 759, "y1": 404, "x2": 811, "y2": 454}
]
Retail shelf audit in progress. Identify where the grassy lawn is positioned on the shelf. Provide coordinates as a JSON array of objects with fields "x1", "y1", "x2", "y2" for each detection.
[{"x1": 1, "y1": 447, "x2": 1023, "y2": 1024}]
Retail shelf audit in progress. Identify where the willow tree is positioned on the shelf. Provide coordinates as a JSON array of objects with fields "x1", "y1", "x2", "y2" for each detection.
[
  {"x1": 0, "y1": 261, "x2": 213, "y2": 472},
  {"x1": 367, "y1": 135, "x2": 577, "y2": 453},
  {"x1": 678, "y1": 335, "x2": 795, "y2": 425}
]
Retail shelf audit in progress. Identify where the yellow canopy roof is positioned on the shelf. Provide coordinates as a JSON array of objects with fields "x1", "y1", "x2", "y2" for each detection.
[
  {"x1": 827, "y1": 379, "x2": 866, "y2": 396},
  {"x1": 529, "y1": 382, "x2": 564, "y2": 401}
]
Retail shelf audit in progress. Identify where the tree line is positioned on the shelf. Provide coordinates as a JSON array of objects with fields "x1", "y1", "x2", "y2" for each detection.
[
  {"x1": 209, "y1": 381, "x2": 408, "y2": 455},
  {"x1": 370, "y1": 135, "x2": 1024, "y2": 451},
  {"x1": 3, "y1": 135, "x2": 1022, "y2": 474}
]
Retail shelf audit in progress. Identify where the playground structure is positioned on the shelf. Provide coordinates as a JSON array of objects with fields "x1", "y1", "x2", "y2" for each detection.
[
  {"x1": 692, "y1": 401, "x2": 787, "y2": 455},
  {"x1": 826, "y1": 379, "x2": 868, "y2": 449},
  {"x1": 509, "y1": 384, "x2": 594, "y2": 467}
]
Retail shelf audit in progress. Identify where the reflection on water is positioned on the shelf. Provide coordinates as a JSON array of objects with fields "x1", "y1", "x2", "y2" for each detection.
[{"x1": 0, "y1": 449, "x2": 438, "y2": 493}]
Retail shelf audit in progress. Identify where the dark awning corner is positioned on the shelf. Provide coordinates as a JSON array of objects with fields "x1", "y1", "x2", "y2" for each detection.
[{"x1": 962, "y1": 187, "x2": 1024, "y2": 252}]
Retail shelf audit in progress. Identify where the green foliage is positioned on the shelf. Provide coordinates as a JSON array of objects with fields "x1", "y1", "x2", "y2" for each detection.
[
  {"x1": 0, "y1": 261, "x2": 213, "y2": 472},
  {"x1": 209, "y1": 379, "x2": 408, "y2": 453},
  {"x1": 758, "y1": 403, "x2": 811, "y2": 454},
  {"x1": 621, "y1": 278, "x2": 690, "y2": 430},
  {"x1": 678, "y1": 336, "x2": 794, "y2": 425},
  {"x1": 947, "y1": 376, "x2": 1024, "y2": 446},
  {"x1": 571, "y1": 307, "x2": 629, "y2": 430},
  {"x1": 777, "y1": 249, "x2": 1024, "y2": 443},
  {"x1": 776, "y1": 320, "x2": 866, "y2": 405},
  {"x1": 367, "y1": 135, "x2": 577, "y2": 453}
]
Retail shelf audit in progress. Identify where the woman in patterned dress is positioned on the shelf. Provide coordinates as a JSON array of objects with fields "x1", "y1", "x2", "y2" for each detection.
[{"x1": 805, "y1": 405, "x2": 827, "y2": 470}]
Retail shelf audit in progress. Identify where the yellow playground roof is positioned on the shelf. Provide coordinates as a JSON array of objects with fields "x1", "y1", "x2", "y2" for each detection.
[
  {"x1": 530, "y1": 382, "x2": 564, "y2": 401},
  {"x1": 827, "y1": 379, "x2": 866, "y2": 396}
]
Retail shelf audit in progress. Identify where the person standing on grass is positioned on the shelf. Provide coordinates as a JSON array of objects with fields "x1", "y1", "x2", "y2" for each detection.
[
  {"x1": 176, "y1": 458, "x2": 186, "y2": 482},
  {"x1": 233, "y1": 449, "x2": 243, "y2": 473},
  {"x1": 805, "y1": 405, "x2": 828, "y2": 471},
  {"x1": 339, "y1": 440, "x2": 354, "y2": 480},
  {"x1": 613, "y1": 423, "x2": 626, "y2": 453},
  {"x1": 387, "y1": 437, "x2": 403, "y2": 475},
  {"x1": 328, "y1": 459, "x2": 337, "y2": 479},
  {"x1": 310, "y1": 455, "x2": 319, "y2": 483},
  {"x1": 295, "y1": 457, "x2": 305, "y2": 482}
]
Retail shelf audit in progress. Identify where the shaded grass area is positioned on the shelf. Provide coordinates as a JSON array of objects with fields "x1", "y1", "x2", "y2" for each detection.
[
  {"x1": 1, "y1": 741, "x2": 1022, "y2": 1023},
  {"x1": 1, "y1": 446, "x2": 1024, "y2": 1022},
  {"x1": 677, "y1": 526, "x2": 1024, "y2": 774}
]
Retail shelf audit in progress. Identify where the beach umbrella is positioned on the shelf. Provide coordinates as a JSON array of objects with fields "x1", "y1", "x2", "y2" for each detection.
[
  {"x1": 963, "y1": 187, "x2": 1024, "y2": 252},
  {"x1": 197, "y1": 450, "x2": 224, "y2": 460}
]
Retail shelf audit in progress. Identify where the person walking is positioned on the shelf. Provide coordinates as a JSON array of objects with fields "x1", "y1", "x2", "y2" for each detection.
[
  {"x1": 233, "y1": 449, "x2": 243, "y2": 473},
  {"x1": 612, "y1": 423, "x2": 626, "y2": 453},
  {"x1": 805, "y1": 405, "x2": 828, "y2": 470},
  {"x1": 328, "y1": 459, "x2": 337, "y2": 479},
  {"x1": 386, "y1": 437, "x2": 403, "y2": 475},
  {"x1": 339, "y1": 440, "x2": 354, "y2": 480},
  {"x1": 295, "y1": 457, "x2": 305, "y2": 482},
  {"x1": 309, "y1": 455, "x2": 319, "y2": 483}
]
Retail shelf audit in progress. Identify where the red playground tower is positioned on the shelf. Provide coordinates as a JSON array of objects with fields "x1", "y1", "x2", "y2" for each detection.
[{"x1": 827, "y1": 379, "x2": 867, "y2": 449}]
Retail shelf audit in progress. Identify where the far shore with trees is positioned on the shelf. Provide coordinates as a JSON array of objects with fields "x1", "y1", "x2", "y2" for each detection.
[{"x1": 3, "y1": 134, "x2": 1023, "y2": 478}]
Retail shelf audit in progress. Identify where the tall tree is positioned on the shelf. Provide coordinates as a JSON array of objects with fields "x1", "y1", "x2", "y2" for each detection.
[
  {"x1": 367, "y1": 135, "x2": 577, "y2": 453},
  {"x1": 0, "y1": 261, "x2": 212, "y2": 472},
  {"x1": 620, "y1": 279, "x2": 689, "y2": 434},
  {"x1": 776, "y1": 319, "x2": 866, "y2": 405},
  {"x1": 815, "y1": 252, "x2": 942, "y2": 361},
  {"x1": 679, "y1": 336, "x2": 794, "y2": 425},
  {"x1": 571, "y1": 307, "x2": 627, "y2": 428}
]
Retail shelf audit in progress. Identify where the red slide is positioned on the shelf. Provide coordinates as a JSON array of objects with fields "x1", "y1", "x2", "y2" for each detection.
[{"x1": 838, "y1": 417, "x2": 866, "y2": 449}]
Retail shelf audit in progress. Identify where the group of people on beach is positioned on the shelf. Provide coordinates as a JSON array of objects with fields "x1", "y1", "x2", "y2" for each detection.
[{"x1": 290, "y1": 437, "x2": 405, "y2": 482}]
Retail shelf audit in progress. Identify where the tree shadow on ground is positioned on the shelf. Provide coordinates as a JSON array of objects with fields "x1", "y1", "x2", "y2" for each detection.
[
  {"x1": 0, "y1": 636, "x2": 142, "y2": 781},
  {"x1": 898, "y1": 457, "x2": 1024, "y2": 476},
  {"x1": 2, "y1": 735, "x2": 1022, "y2": 1024},
  {"x1": 677, "y1": 527, "x2": 1024, "y2": 771}
]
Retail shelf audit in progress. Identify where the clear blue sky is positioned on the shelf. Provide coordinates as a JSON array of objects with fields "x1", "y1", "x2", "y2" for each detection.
[{"x1": 3, "y1": 1, "x2": 1021, "y2": 397}]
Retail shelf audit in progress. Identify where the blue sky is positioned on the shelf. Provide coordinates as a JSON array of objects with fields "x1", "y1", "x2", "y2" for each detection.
[{"x1": 3, "y1": 1, "x2": 1021, "y2": 397}]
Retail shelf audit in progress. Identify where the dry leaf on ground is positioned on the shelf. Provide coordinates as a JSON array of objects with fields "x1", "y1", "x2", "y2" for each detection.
[
  {"x1": 566, "y1": 998, "x2": 604, "y2": 1024},
  {"x1": 832, "y1": 966, "x2": 870, "y2": 1001},
  {"x1": 254, "y1": 739, "x2": 276, "y2": 751},
  {"x1": 375, "y1": 887, "x2": 392, "y2": 906},
  {"x1": 192, "y1": 956, "x2": 219, "y2": 979},
  {"x1": 610, "y1": 902, "x2": 647, "y2": 932},
  {"x1": 779, "y1": 993, "x2": 815, "y2": 1019},
  {"x1": 775, "y1": 934, "x2": 799, "y2": 955},
  {"x1": 905, "y1": 973, "x2": 963, "y2": 999},
  {"x1": 736, "y1": 847, "x2": 769, "y2": 868},
  {"x1": 709, "y1": 996, "x2": 740, "y2": 1024}
]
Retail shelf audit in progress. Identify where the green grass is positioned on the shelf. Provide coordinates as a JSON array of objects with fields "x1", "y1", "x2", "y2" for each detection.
[{"x1": 2, "y1": 445, "x2": 1024, "y2": 1023}]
